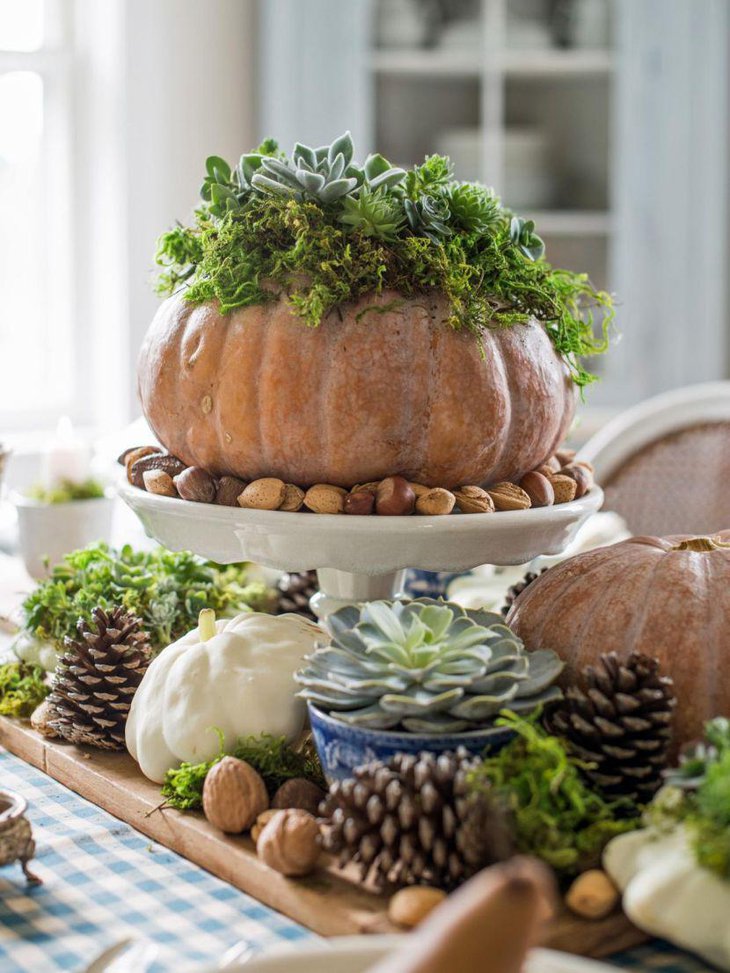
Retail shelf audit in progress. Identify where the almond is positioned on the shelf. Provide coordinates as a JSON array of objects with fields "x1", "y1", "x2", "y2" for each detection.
[
  {"x1": 560, "y1": 464, "x2": 593, "y2": 499},
  {"x1": 550, "y1": 473, "x2": 578, "y2": 504},
  {"x1": 142, "y1": 469, "x2": 177, "y2": 497},
  {"x1": 128, "y1": 452, "x2": 186, "y2": 489},
  {"x1": 453, "y1": 485, "x2": 495, "y2": 514},
  {"x1": 280, "y1": 483, "x2": 306, "y2": 511},
  {"x1": 388, "y1": 886, "x2": 447, "y2": 929},
  {"x1": 415, "y1": 488, "x2": 456, "y2": 516},
  {"x1": 408, "y1": 481, "x2": 431, "y2": 498},
  {"x1": 351, "y1": 481, "x2": 381, "y2": 495},
  {"x1": 487, "y1": 482, "x2": 532, "y2": 511},
  {"x1": 119, "y1": 444, "x2": 160, "y2": 468},
  {"x1": 238, "y1": 477, "x2": 286, "y2": 510},
  {"x1": 304, "y1": 483, "x2": 347, "y2": 514}
]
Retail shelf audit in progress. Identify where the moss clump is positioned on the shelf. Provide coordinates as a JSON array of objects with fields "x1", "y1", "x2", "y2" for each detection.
[
  {"x1": 155, "y1": 134, "x2": 613, "y2": 388},
  {"x1": 0, "y1": 662, "x2": 49, "y2": 718}
]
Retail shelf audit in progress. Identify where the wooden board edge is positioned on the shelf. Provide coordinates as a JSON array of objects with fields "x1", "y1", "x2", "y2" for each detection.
[{"x1": 0, "y1": 716, "x2": 649, "y2": 955}]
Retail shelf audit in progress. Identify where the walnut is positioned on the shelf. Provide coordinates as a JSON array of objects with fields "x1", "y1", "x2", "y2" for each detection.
[
  {"x1": 271, "y1": 778, "x2": 326, "y2": 816},
  {"x1": 202, "y1": 756, "x2": 268, "y2": 834},
  {"x1": 257, "y1": 808, "x2": 321, "y2": 876}
]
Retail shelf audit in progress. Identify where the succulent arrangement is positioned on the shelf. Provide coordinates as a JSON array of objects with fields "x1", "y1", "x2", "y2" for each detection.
[
  {"x1": 295, "y1": 599, "x2": 563, "y2": 733},
  {"x1": 156, "y1": 132, "x2": 613, "y2": 388}
]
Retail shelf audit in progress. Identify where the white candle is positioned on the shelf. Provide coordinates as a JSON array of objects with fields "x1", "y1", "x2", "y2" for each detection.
[{"x1": 42, "y1": 416, "x2": 91, "y2": 487}]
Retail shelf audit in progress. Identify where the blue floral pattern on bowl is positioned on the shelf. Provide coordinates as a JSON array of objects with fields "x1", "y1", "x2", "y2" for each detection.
[{"x1": 308, "y1": 702, "x2": 514, "y2": 783}]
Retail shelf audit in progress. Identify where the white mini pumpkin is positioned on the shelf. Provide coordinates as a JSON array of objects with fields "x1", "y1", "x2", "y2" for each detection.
[
  {"x1": 604, "y1": 827, "x2": 730, "y2": 970},
  {"x1": 125, "y1": 611, "x2": 324, "y2": 782}
]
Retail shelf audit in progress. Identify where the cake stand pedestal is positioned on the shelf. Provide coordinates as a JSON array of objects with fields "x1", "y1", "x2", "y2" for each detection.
[{"x1": 119, "y1": 483, "x2": 603, "y2": 622}]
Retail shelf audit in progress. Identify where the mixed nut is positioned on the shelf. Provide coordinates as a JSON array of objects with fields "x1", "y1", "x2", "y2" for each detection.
[{"x1": 119, "y1": 446, "x2": 595, "y2": 516}]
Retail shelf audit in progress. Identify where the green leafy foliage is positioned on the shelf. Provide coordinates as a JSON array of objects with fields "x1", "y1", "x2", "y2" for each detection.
[
  {"x1": 26, "y1": 478, "x2": 105, "y2": 504},
  {"x1": 19, "y1": 542, "x2": 276, "y2": 656},
  {"x1": 648, "y1": 718, "x2": 730, "y2": 880},
  {"x1": 469, "y1": 711, "x2": 638, "y2": 876},
  {"x1": 161, "y1": 731, "x2": 325, "y2": 810},
  {"x1": 154, "y1": 132, "x2": 614, "y2": 388},
  {"x1": 0, "y1": 661, "x2": 49, "y2": 717}
]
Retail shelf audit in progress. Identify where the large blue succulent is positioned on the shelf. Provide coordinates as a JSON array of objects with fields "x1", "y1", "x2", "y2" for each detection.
[{"x1": 296, "y1": 598, "x2": 563, "y2": 733}]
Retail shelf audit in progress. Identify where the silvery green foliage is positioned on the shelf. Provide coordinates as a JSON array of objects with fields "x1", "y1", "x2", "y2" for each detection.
[
  {"x1": 339, "y1": 186, "x2": 406, "y2": 241},
  {"x1": 509, "y1": 217, "x2": 545, "y2": 262},
  {"x1": 404, "y1": 194, "x2": 453, "y2": 243},
  {"x1": 296, "y1": 599, "x2": 563, "y2": 733},
  {"x1": 251, "y1": 132, "x2": 406, "y2": 204}
]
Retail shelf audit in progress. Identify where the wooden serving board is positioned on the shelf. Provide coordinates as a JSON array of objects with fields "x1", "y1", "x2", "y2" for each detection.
[{"x1": 0, "y1": 717, "x2": 647, "y2": 955}]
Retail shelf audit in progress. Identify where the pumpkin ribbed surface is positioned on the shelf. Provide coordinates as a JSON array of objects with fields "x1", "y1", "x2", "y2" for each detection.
[
  {"x1": 138, "y1": 291, "x2": 575, "y2": 488},
  {"x1": 507, "y1": 531, "x2": 730, "y2": 748}
]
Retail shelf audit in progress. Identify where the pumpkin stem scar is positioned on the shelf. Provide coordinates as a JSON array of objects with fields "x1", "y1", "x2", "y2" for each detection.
[
  {"x1": 673, "y1": 537, "x2": 730, "y2": 552},
  {"x1": 198, "y1": 608, "x2": 217, "y2": 641}
]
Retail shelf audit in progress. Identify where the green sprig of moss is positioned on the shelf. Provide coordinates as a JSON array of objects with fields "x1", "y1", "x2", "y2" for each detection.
[
  {"x1": 470, "y1": 711, "x2": 638, "y2": 877},
  {"x1": 155, "y1": 139, "x2": 613, "y2": 389},
  {"x1": 0, "y1": 662, "x2": 49, "y2": 718},
  {"x1": 161, "y1": 731, "x2": 325, "y2": 811},
  {"x1": 27, "y1": 478, "x2": 105, "y2": 505}
]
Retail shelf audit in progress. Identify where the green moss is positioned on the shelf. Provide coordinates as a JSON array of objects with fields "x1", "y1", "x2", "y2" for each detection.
[
  {"x1": 155, "y1": 139, "x2": 614, "y2": 388},
  {"x1": 0, "y1": 662, "x2": 49, "y2": 718},
  {"x1": 27, "y1": 478, "x2": 105, "y2": 504}
]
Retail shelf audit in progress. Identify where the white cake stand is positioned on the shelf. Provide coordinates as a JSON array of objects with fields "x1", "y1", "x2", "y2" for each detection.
[{"x1": 119, "y1": 482, "x2": 603, "y2": 621}]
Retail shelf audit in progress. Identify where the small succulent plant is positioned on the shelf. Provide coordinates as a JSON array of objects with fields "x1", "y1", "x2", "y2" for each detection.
[
  {"x1": 509, "y1": 217, "x2": 545, "y2": 262},
  {"x1": 339, "y1": 186, "x2": 405, "y2": 241},
  {"x1": 404, "y1": 194, "x2": 453, "y2": 243},
  {"x1": 296, "y1": 599, "x2": 563, "y2": 734}
]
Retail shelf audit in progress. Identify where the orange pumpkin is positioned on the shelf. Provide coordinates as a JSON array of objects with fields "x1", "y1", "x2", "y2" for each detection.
[
  {"x1": 137, "y1": 290, "x2": 575, "y2": 488},
  {"x1": 507, "y1": 532, "x2": 730, "y2": 748}
]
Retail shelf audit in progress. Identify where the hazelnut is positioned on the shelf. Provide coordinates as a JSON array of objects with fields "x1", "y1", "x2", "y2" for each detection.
[
  {"x1": 251, "y1": 809, "x2": 281, "y2": 846},
  {"x1": 388, "y1": 886, "x2": 447, "y2": 928},
  {"x1": 202, "y1": 756, "x2": 269, "y2": 834},
  {"x1": 576, "y1": 459, "x2": 595, "y2": 474},
  {"x1": 271, "y1": 778, "x2": 326, "y2": 816},
  {"x1": 534, "y1": 463, "x2": 558, "y2": 478},
  {"x1": 280, "y1": 484, "x2": 305, "y2": 512},
  {"x1": 257, "y1": 808, "x2": 321, "y2": 877},
  {"x1": 128, "y1": 452, "x2": 186, "y2": 489},
  {"x1": 556, "y1": 448, "x2": 577, "y2": 467},
  {"x1": 550, "y1": 473, "x2": 578, "y2": 504},
  {"x1": 174, "y1": 466, "x2": 216, "y2": 504},
  {"x1": 216, "y1": 475, "x2": 247, "y2": 507},
  {"x1": 453, "y1": 485, "x2": 495, "y2": 514},
  {"x1": 344, "y1": 490, "x2": 375, "y2": 516},
  {"x1": 238, "y1": 477, "x2": 286, "y2": 510},
  {"x1": 519, "y1": 471, "x2": 554, "y2": 508},
  {"x1": 351, "y1": 481, "x2": 380, "y2": 495},
  {"x1": 560, "y1": 463, "x2": 594, "y2": 499},
  {"x1": 304, "y1": 483, "x2": 347, "y2": 515},
  {"x1": 142, "y1": 469, "x2": 177, "y2": 498},
  {"x1": 486, "y1": 482, "x2": 532, "y2": 511},
  {"x1": 415, "y1": 487, "x2": 455, "y2": 516},
  {"x1": 565, "y1": 870, "x2": 619, "y2": 920},
  {"x1": 542, "y1": 455, "x2": 562, "y2": 474},
  {"x1": 375, "y1": 476, "x2": 416, "y2": 516},
  {"x1": 119, "y1": 444, "x2": 160, "y2": 468},
  {"x1": 31, "y1": 699, "x2": 59, "y2": 739}
]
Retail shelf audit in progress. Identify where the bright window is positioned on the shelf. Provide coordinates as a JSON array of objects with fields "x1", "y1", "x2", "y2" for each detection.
[{"x1": 0, "y1": 0, "x2": 74, "y2": 428}]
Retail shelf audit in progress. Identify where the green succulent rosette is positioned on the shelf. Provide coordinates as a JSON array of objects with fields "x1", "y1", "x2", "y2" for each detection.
[{"x1": 296, "y1": 598, "x2": 563, "y2": 734}]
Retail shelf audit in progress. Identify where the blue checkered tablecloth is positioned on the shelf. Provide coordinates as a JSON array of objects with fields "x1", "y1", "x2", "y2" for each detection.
[
  {"x1": 0, "y1": 746, "x2": 715, "y2": 973},
  {"x1": 0, "y1": 747, "x2": 315, "y2": 972}
]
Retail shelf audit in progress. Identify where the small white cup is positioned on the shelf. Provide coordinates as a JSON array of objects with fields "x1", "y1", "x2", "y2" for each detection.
[{"x1": 13, "y1": 493, "x2": 115, "y2": 579}]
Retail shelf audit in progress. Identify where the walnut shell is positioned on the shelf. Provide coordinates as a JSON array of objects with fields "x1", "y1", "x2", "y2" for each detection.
[
  {"x1": 257, "y1": 808, "x2": 321, "y2": 876},
  {"x1": 202, "y1": 756, "x2": 269, "y2": 834},
  {"x1": 271, "y1": 778, "x2": 326, "y2": 816}
]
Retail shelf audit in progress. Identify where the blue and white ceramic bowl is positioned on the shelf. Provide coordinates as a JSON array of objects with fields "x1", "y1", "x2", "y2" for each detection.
[{"x1": 308, "y1": 703, "x2": 514, "y2": 783}]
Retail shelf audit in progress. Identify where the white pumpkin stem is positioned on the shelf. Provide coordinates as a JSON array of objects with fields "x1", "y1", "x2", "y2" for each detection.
[{"x1": 198, "y1": 608, "x2": 216, "y2": 642}]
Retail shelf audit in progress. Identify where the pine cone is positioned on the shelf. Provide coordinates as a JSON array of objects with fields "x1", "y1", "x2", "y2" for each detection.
[
  {"x1": 501, "y1": 567, "x2": 548, "y2": 616},
  {"x1": 548, "y1": 652, "x2": 676, "y2": 804},
  {"x1": 277, "y1": 571, "x2": 319, "y2": 621},
  {"x1": 46, "y1": 607, "x2": 151, "y2": 750},
  {"x1": 319, "y1": 748, "x2": 513, "y2": 890}
]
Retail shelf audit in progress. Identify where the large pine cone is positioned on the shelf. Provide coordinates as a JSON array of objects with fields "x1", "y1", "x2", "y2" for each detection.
[
  {"x1": 46, "y1": 607, "x2": 151, "y2": 750},
  {"x1": 277, "y1": 571, "x2": 319, "y2": 621},
  {"x1": 548, "y1": 651, "x2": 676, "y2": 804},
  {"x1": 319, "y1": 748, "x2": 513, "y2": 890}
]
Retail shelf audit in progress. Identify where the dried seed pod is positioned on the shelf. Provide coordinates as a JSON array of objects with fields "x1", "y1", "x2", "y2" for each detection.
[
  {"x1": 519, "y1": 471, "x2": 554, "y2": 508},
  {"x1": 375, "y1": 476, "x2": 416, "y2": 516},
  {"x1": 216, "y1": 475, "x2": 247, "y2": 507},
  {"x1": 304, "y1": 484, "x2": 347, "y2": 514},
  {"x1": 454, "y1": 485, "x2": 495, "y2": 514},
  {"x1": 202, "y1": 756, "x2": 269, "y2": 834},
  {"x1": 238, "y1": 478, "x2": 286, "y2": 510},
  {"x1": 280, "y1": 484, "x2": 306, "y2": 512},
  {"x1": 415, "y1": 488, "x2": 456, "y2": 516},
  {"x1": 128, "y1": 452, "x2": 186, "y2": 489},
  {"x1": 344, "y1": 490, "x2": 375, "y2": 515},
  {"x1": 174, "y1": 466, "x2": 216, "y2": 503},
  {"x1": 142, "y1": 469, "x2": 177, "y2": 497},
  {"x1": 486, "y1": 482, "x2": 532, "y2": 511},
  {"x1": 550, "y1": 473, "x2": 578, "y2": 504}
]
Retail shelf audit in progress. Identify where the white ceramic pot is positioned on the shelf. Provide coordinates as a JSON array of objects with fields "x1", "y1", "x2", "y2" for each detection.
[{"x1": 13, "y1": 493, "x2": 115, "y2": 579}]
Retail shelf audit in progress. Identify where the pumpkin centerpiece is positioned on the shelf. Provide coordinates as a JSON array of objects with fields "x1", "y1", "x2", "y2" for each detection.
[
  {"x1": 507, "y1": 532, "x2": 730, "y2": 748},
  {"x1": 139, "y1": 133, "x2": 611, "y2": 489}
]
